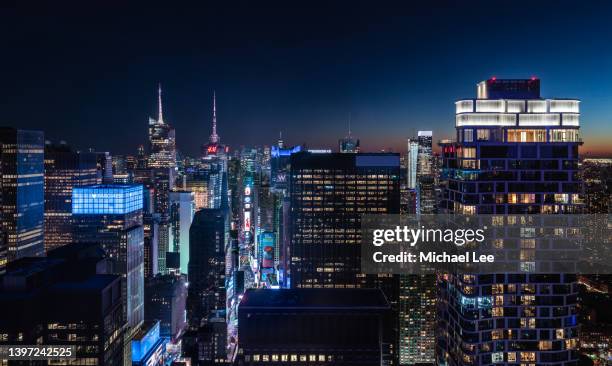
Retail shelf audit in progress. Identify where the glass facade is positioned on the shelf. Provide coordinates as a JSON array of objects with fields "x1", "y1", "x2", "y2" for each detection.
[
  {"x1": 0, "y1": 128, "x2": 45, "y2": 271},
  {"x1": 73, "y1": 184, "x2": 143, "y2": 214}
]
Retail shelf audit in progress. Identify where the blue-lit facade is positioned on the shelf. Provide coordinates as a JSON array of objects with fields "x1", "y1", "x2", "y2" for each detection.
[
  {"x1": 73, "y1": 184, "x2": 145, "y2": 331},
  {"x1": 0, "y1": 128, "x2": 45, "y2": 272},
  {"x1": 73, "y1": 184, "x2": 143, "y2": 215},
  {"x1": 132, "y1": 321, "x2": 167, "y2": 366},
  {"x1": 436, "y1": 79, "x2": 581, "y2": 366}
]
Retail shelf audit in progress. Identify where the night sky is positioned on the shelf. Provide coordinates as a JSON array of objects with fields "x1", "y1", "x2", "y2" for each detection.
[{"x1": 2, "y1": 1, "x2": 612, "y2": 156}]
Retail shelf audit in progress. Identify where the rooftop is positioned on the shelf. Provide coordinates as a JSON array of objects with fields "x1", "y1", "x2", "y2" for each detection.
[{"x1": 239, "y1": 288, "x2": 390, "y2": 309}]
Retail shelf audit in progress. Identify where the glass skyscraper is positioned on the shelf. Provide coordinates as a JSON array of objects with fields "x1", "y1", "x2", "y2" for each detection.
[
  {"x1": 437, "y1": 78, "x2": 582, "y2": 366},
  {"x1": 73, "y1": 184, "x2": 145, "y2": 331},
  {"x1": 0, "y1": 128, "x2": 45, "y2": 272},
  {"x1": 44, "y1": 143, "x2": 98, "y2": 251}
]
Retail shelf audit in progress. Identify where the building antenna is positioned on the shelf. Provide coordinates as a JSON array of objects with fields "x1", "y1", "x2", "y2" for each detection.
[{"x1": 158, "y1": 83, "x2": 164, "y2": 123}]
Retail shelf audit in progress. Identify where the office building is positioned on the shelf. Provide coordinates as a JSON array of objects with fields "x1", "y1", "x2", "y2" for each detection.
[
  {"x1": 289, "y1": 151, "x2": 400, "y2": 363},
  {"x1": 437, "y1": 78, "x2": 582, "y2": 366},
  {"x1": 44, "y1": 142, "x2": 98, "y2": 251},
  {"x1": 406, "y1": 138, "x2": 419, "y2": 189},
  {"x1": 0, "y1": 128, "x2": 45, "y2": 272},
  {"x1": 235, "y1": 288, "x2": 392, "y2": 365},
  {"x1": 187, "y1": 208, "x2": 228, "y2": 328},
  {"x1": 417, "y1": 131, "x2": 433, "y2": 177},
  {"x1": 73, "y1": 184, "x2": 145, "y2": 331},
  {"x1": 145, "y1": 274, "x2": 188, "y2": 341},
  {"x1": 149, "y1": 85, "x2": 177, "y2": 169},
  {"x1": 289, "y1": 152, "x2": 400, "y2": 288},
  {"x1": 0, "y1": 242, "x2": 126, "y2": 365},
  {"x1": 169, "y1": 190, "x2": 195, "y2": 275}
]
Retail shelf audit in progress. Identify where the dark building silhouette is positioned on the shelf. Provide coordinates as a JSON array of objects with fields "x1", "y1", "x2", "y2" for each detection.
[
  {"x1": 187, "y1": 208, "x2": 228, "y2": 328},
  {"x1": 145, "y1": 274, "x2": 187, "y2": 341},
  {"x1": 0, "y1": 242, "x2": 125, "y2": 365},
  {"x1": 235, "y1": 288, "x2": 392, "y2": 365}
]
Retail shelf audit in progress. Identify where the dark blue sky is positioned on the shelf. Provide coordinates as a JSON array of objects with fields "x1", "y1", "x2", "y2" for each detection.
[{"x1": 2, "y1": 1, "x2": 611, "y2": 156}]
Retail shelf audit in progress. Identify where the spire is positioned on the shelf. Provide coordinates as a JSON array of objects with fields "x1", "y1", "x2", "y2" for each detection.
[
  {"x1": 210, "y1": 90, "x2": 220, "y2": 144},
  {"x1": 348, "y1": 112, "x2": 352, "y2": 137},
  {"x1": 157, "y1": 83, "x2": 164, "y2": 123}
]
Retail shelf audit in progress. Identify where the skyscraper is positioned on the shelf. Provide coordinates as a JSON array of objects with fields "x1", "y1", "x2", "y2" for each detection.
[
  {"x1": 44, "y1": 142, "x2": 98, "y2": 251},
  {"x1": 0, "y1": 242, "x2": 126, "y2": 365},
  {"x1": 0, "y1": 128, "x2": 45, "y2": 271},
  {"x1": 72, "y1": 184, "x2": 145, "y2": 331},
  {"x1": 148, "y1": 84, "x2": 177, "y2": 169},
  {"x1": 288, "y1": 151, "x2": 401, "y2": 363},
  {"x1": 417, "y1": 131, "x2": 433, "y2": 177},
  {"x1": 169, "y1": 190, "x2": 195, "y2": 274},
  {"x1": 289, "y1": 152, "x2": 400, "y2": 288},
  {"x1": 437, "y1": 78, "x2": 582, "y2": 366},
  {"x1": 187, "y1": 208, "x2": 228, "y2": 328},
  {"x1": 406, "y1": 138, "x2": 419, "y2": 189},
  {"x1": 144, "y1": 274, "x2": 188, "y2": 341},
  {"x1": 202, "y1": 91, "x2": 228, "y2": 159}
]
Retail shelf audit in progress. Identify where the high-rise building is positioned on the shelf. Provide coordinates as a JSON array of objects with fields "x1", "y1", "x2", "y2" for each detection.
[
  {"x1": 289, "y1": 152, "x2": 400, "y2": 288},
  {"x1": 406, "y1": 138, "x2": 419, "y2": 189},
  {"x1": 44, "y1": 142, "x2": 98, "y2": 251},
  {"x1": 398, "y1": 275, "x2": 436, "y2": 365},
  {"x1": 437, "y1": 78, "x2": 582, "y2": 366},
  {"x1": 72, "y1": 184, "x2": 145, "y2": 331},
  {"x1": 289, "y1": 152, "x2": 401, "y2": 363},
  {"x1": 144, "y1": 274, "x2": 187, "y2": 341},
  {"x1": 417, "y1": 131, "x2": 433, "y2": 177},
  {"x1": 0, "y1": 242, "x2": 126, "y2": 365},
  {"x1": 235, "y1": 288, "x2": 393, "y2": 365},
  {"x1": 148, "y1": 84, "x2": 177, "y2": 169},
  {"x1": 0, "y1": 128, "x2": 45, "y2": 271},
  {"x1": 169, "y1": 190, "x2": 195, "y2": 275},
  {"x1": 187, "y1": 208, "x2": 228, "y2": 328}
]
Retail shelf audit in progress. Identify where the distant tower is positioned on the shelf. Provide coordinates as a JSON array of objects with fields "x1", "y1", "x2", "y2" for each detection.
[
  {"x1": 202, "y1": 91, "x2": 227, "y2": 157},
  {"x1": 148, "y1": 84, "x2": 176, "y2": 168},
  {"x1": 339, "y1": 114, "x2": 360, "y2": 153},
  {"x1": 210, "y1": 91, "x2": 219, "y2": 144},
  {"x1": 278, "y1": 131, "x2": 284, "y2": 148}
]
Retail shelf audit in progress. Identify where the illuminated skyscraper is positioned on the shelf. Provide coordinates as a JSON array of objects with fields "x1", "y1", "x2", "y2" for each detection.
[
  {"x1": 437, "y1": 78, "x2": 582, "y2": 366},
  {"x1": 0, "y1": 128, "x2": 45, "y2": 272},
  {"x1": 148, "y1": 84, "x2": 177, "y2": 169},
  {"x1": 406, "y1": 138, "x2": 419, "y2": 189},
  {"x1": 398, "y1": 275, "x2": 436, "y2": 365},
  {"x1": 73, "y1": 184, "x2": 145, "y2": 331},
  {"x1": 417, "y1": 131, "x2": 433, "y2": 177},
  {"x1": 169, "y1": 190, "x2": 195, "y2": 274},
  {"x1": 202, "y1": 91, "x2": 228, "y2": 158},
  {"x1": 44, "y1": 142, "x2": 98, "y2": 251}
]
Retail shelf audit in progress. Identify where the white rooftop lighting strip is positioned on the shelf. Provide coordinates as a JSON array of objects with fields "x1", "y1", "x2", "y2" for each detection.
[
  {"x1": 455, "y1": 100, "x2": 474, "y2": 113},
  {"x1": 518, "y1": 113, "x2": 560, "y2": 126},
  {"x1": 550, "y1": 100, "x2": 580, "y2": 113},
  {"x1": 476, "y1": 100, "x2": 505, "y2": 113},
  {"x1": 527, "y1": 100, "x2": 547, "y2": 113},
  {"x1": 561, "y1": 113, "x2": 580, "y2": 126},
  {"x1": 456, "y1": 113, "x2": 516, "y2": 126},
  {"x1": 506, "y1": 100, "x2": 526, "y2": 113}
]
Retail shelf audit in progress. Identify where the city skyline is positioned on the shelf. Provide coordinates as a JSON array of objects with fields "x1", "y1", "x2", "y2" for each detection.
[{"x1": 2, "y1": 1, "x2": 612, "y2": 156}]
